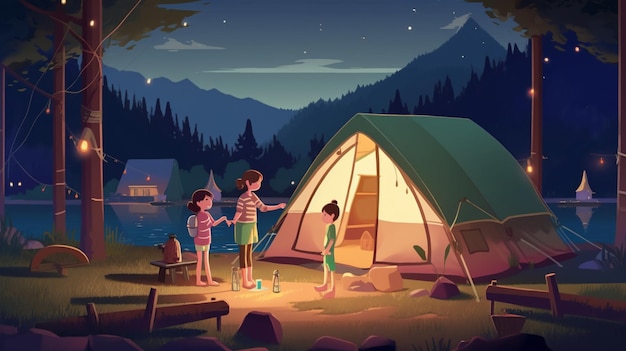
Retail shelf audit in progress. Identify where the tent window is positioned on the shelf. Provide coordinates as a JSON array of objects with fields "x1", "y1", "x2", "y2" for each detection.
[{"x1": 460, "y1": 229, "x2": 489, "y2": 254}]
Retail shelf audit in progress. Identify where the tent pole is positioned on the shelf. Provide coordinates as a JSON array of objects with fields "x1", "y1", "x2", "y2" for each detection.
[
  {"x1": 520, "y1": 238, "x2": 563, "y2": 267},
  {"x1": 457, "y1": 251, "x2": 480, "y2": 302}
]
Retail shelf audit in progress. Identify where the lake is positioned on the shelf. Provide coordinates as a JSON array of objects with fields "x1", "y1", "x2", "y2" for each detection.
[{"x1": 3, "y1": 199, "x2": 618, "y2": 253}]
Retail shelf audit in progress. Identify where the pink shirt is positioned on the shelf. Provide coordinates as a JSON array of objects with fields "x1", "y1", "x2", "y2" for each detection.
[
  {"x1": 194, "y1": 210, "x2": 214, "y2": 246},
  {"x1": 235, "y1": 192, "x2": 264, "y2": 223}
]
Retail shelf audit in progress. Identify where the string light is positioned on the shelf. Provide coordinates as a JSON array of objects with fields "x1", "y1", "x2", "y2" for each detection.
[
  {"x1": 526, "y1": 159, "x2": 533, "y2": 174},
  {"x1": 45, "y1": 99, "x2": 51, "y2": 114}
]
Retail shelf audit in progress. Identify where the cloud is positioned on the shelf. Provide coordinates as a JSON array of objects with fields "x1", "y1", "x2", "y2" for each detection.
[
  {"x1": 440, "y1": 13, "x2": 471, "y2": 33},
  {"x1": 204, "y1": 59, "x2": 399, "y2": 74},
  {"x1": 154, "y1": 38, "x2": 225, "y2": 52}
]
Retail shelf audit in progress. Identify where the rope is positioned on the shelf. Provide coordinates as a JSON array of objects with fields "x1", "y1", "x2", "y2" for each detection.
[{"x1": 560, "y1": 225, "x2": 601, "y2": 250}]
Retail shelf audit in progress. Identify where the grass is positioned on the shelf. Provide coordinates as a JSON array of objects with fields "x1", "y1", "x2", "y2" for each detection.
[{"x1": 1, "y1": 232, "x2": 626, "y2": 350}]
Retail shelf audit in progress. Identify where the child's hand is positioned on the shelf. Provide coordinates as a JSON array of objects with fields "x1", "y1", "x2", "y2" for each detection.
[
  {"x1": 226, "y1": 220, "x2": 232, "y2": 227},
  {"x1": 279, "y1": 202, "x2": 286, "y2": 209}
]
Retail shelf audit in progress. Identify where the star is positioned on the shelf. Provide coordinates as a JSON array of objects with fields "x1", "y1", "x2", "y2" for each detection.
[{"x1": 408, "y1": 26, "x2": 412, "y2": 31}]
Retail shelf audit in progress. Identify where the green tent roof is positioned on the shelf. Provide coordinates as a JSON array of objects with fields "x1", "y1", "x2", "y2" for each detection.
[{"x1": 293, "y1": 113, "x2": 551, "y2": 225}]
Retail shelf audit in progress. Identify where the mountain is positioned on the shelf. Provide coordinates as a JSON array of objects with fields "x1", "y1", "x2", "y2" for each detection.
[
  {"x1": 276, "y1": 17, "x2": 509, "y2": 157},
  {"x1": 103, "y1": 66, "x2": 295, "y2": 146}
]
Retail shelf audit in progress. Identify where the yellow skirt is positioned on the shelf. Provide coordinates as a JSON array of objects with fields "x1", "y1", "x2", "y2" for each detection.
[{"x1": 234, "y1": 222, "x2": 258, "y2": 245}]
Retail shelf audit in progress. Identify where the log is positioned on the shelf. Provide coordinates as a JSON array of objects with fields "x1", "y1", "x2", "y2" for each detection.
[
  {"x1": 486, "y1": 274, "x2": 626, "y2": 323},
  {"x1": 35, "y1": 289, "x2": 229, "y2": 335}
]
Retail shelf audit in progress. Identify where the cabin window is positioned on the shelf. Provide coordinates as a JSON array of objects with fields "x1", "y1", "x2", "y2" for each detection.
[{"x1": 460, "y1": 228, "x2": 489, "y2": 254}]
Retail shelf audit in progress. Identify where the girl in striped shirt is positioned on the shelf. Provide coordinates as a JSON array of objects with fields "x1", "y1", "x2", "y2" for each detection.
[{"x1": 231, "y1": 169, "x2": 286, "y2": 289}]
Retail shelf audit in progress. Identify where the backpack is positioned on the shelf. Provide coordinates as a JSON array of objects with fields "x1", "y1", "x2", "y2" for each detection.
[
  {"x1": 187, "y1": 214, "x2": 198, "y2": 238},
  {"x1": 162, "y1": 235, "x2": 182, "y2": 263}
]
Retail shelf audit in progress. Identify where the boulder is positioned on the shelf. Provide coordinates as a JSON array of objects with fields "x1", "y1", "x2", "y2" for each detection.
[
  {"x1": 236, "y1": 311, "x2": 282, "y2": 344},
  {"x1": 409, "y1": 288, "x2": 429, "y2": 298},
  {"x1": 309, "y1": 336, "x2": 358, "y2": 351},
  {"x1": 429, "y1": 276, "x2": 459, "y2": 300},
  {"x1": 2, "y1": 328, "x2": 65, "y2": 351},
  {"x1": 367, "y1": 266, "x2": 403, "y2": 292},
  {"x1": 341, "y1": 272, "x2": 371, "y2": 290},
  {"x1": 88, "y1": 334, "x2": 143, "y2": 351},
  {"x1": 348, "y1": 281, "x2": 377, "y2": 292},
  {"x1": 578, "y1": 259, "x2": 604, "y2": 270},
  {"x1": 453, "y1": 333, "x2": 551, "y2": 351},
  {"x1": 359, "y1": 335, "x2": 396, "y2": 351},
  {"x1": 157, "y1": 336, "x2": 231, "y2": 351},
  {"x1": 23, "y1": 240, "x2": 44, "y2": 250}
]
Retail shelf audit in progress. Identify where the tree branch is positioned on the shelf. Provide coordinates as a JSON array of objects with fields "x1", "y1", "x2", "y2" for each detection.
[
  {"x1": 19, "y1": 0, "x2": 90, "y2": 50},
  {"x1": 19, "y1": 0, "x2": 81, "y2": 25},
  {"x1": 1, "y1": 63, "x2": 55, "y2": 100}
]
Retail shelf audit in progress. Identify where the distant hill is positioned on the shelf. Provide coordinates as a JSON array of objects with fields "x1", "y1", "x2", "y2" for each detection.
[
  {"x1": 103, "y1": 66, "x2": 295, "y2": 146},
  {"x1": 276, "y1": 17, "x2": 508, "y2": 157}
]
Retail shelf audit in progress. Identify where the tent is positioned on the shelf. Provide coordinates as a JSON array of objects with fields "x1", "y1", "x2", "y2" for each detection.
[
  {"x1": 262, "y1": 113, "x2": 574, "y2": 283},
  {"x1": 205, "y1": 169, "x2": 222, "y2": 202},
  {"x1": 115, "y1": 159, "x2": 184, "y2": 202}
]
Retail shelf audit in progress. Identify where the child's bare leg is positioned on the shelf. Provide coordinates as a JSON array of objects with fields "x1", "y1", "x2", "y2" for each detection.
[
  {"x1": 322, "y1": 268, "x2": 335, "y2": 298},
  {"x1": 195, "y1": 250, "x2": 206, "y2": 286},
  {"x1": 314, "y1": 263, "x2": 328, "y2": 291},
  {"x1": 204, "y1": 250, "x2": 219, "y2": 286}
]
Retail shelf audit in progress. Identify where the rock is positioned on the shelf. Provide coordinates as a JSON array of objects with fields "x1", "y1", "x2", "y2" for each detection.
[
  {"x1": 182, "y1": 251, "x2": 197, "y2": 261},
  {"x1": 342, "y1": 272, "x2": 371, "y2": 290},
  {"x1": 578, "y1": 259, "x2": 604, "y2": 270},
  {"x1": 2, "y1": 328, "x2": 63, "y2": 351},
  {"x1": 490, "y1": 314, "x2": 526, "y2": 337},
  {"x1": 453, "y1": 333, "x2": 551, "y2": 351},
  {"x1": 309, "y1": 336, "x2": 358, "y2": 351},
  {"x1": 429, "y1": 276, "x2": 459, "y2": 300},
  {"x1": 88, "y1": 334, "x2": 143, "y2": 351},
  {"x1": 359, "y1": 335, "x2": 396, "y2": 351},
  {"x1": 349, "y1": 281, "x2": 377, "y2": 292},
  {"x1": 236, "y1": 311, "x2": 282, "y2": 344},
  {"x1": 367, "y1": 266, "x2": 403, "y2": 292},
  {"x1": 23, "y1": 240, "x2": 44, "y2": 250},
  {"x1": 157, "y1": 336, "x2": 231, "y2": 351},
  {"x1": 409, "y1": 288, "x2": 429, "y2": 298}
]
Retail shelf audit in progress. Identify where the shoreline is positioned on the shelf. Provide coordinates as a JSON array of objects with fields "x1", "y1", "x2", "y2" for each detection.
[{"x1": 3, "y1": 197, "x2": 291, "y2": 206}]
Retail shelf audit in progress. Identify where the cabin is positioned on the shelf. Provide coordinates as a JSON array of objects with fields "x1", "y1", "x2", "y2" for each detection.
[{"x1": 115, "y1": 159, "x2": 184, "y2": 202}]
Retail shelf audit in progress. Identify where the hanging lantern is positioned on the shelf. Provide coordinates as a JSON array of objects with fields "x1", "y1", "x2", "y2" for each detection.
[
  {"x1": 231, "y1": 266, "x2": 240, "y2": 291},
  {"x1": 272, "y1": 269, "x2": 280, "y2": 293}
]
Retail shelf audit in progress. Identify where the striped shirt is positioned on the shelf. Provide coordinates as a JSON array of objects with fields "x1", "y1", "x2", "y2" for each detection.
[
  {"x1": 194, "y1": 210, "x2": 214, "y2": 246},
  {"x1": 235, "y1": 192, "x2": 264, "y2": 223}
]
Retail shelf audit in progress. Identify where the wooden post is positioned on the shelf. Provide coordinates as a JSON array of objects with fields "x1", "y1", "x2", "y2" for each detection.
[
  {"x1": 144, "y1": 288, "x2": 158, "y2": 333},
  {"x1": 489, "y1": 280, "x2": 498, "y2": 315},
  {"x1": 545, "y1": 273, "x2": 562, "y2": 318},
  {"x1": 86, "y1": 302, "x2": 99, "y2": 332},
  {"x1": 52, "y1": 2, "x2": 66, "y2": 238}
]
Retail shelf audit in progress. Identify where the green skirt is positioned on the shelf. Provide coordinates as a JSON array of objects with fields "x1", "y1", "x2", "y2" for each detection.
[{"x1": 234, "y1": 222, "x2": 258, "y2": 245}]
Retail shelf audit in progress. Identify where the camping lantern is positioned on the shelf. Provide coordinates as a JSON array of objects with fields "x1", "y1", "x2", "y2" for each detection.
[
  {"x1": 231, "y1": 266, "x2": 240, "y2": 291},
  {"x1": 272, "y1": 269, "x2": 280, "y2": 293}
]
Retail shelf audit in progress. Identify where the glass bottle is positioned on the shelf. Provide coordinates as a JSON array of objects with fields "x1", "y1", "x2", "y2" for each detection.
[
  {"x1": 272, "y1": 269, "x2": 280, "y2": 293},
  {"x1": 231, "y1": 266, "x2": 240, "y2": 291}
]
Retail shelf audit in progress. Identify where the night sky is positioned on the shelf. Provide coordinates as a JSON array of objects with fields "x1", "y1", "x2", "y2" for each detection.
[{"x1": 103, "y1": 0, "x2": 529, "y2": 109}]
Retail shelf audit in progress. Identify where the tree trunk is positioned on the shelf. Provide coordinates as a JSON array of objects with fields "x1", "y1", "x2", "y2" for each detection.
[
  {"x1": 80, "y1": 0, "x2": 106, "y2": 260},
  {"x1": 617, "y1": 1, "x2": 626, "y2": 248},
  {"x1": 53, "y1": 3, "x2": 66, "y2": 238},
  {"x1": 530, "y1": 35, "x2": 543, "y2": 195},
  {"x1": 0, "y1": 66, "x2": 5, "y2": 219}
]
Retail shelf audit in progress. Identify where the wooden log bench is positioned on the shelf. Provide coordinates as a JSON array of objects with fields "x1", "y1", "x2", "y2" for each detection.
[
  {"x1": 36, "y1": 288, "x2": 230, "y2": 335},
  {"x1": 150, "y1": 260, "x2": 197, "y2": 284}
]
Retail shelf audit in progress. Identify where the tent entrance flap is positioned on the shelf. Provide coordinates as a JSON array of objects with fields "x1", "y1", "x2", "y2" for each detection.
[{"x1": 335, "y1": 174, "x2": 378, "y2": 269}]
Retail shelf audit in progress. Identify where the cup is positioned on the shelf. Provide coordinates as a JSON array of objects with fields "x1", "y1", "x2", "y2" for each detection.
[{"x1": 256, "y1": 279, "x2": 262, "y2": 290}]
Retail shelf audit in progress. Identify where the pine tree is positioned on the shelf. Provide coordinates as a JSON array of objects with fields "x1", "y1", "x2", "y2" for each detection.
[{"x1": 232, "y1": 119, "x2": 263, "y2": 164}]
